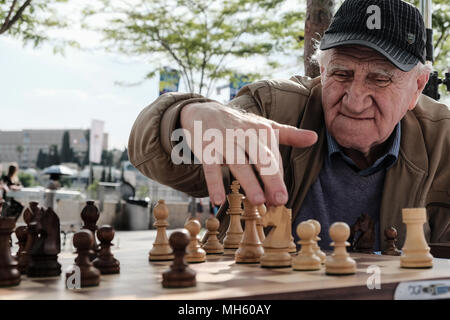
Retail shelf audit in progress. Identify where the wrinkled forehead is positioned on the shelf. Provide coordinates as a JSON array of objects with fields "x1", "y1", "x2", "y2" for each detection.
[{"x1": 328, "y1": 45, "x2": 398, "y2": 71}]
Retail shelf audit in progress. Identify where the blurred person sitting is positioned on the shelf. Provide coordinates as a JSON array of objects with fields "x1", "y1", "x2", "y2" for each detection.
[
  {"x1": 1, "y1": 165, "x2": 23, "y2": 193},
  {"x1": 44, "y1": 173, "x2": 62, "y2": 209},
  {"x1": 1, "y1": 165, "x2": 24, "y2": 218}
]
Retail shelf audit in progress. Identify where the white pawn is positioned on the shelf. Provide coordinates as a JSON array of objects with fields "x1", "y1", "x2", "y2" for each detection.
[
  {"x1": 185, "y1": 219, "x2": 206, "y2": 263},
  {"x1": 149, "y1": 200, "x2": 174, "y2": 261},
  {"x1": 307, "y1": 219, "x2": 326, "y2": 264},
  {"x1": 292, "y1": 221, "x2": 321, "y2": 271},
  {"x1": 202, "y1": 216, "x2": 224, "y2": 254},
  {"x1": 325, "y1": 222, "x2": 356, "y2": 275}
]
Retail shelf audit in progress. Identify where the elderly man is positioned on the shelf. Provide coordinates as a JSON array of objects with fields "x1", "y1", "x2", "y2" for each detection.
[{"x1": 128, "y1": 0, "x2": 449, "y2": 251}]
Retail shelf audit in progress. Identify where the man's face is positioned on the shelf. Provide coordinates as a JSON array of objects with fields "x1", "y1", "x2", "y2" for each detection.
[{"x1": 320, "y1": 45, "x2": 425, "y2": 155}]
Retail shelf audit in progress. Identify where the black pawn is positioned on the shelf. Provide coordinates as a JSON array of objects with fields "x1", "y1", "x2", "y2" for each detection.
[
  {"x1": 66, "y1": 230, "x2": 100, "y2": 288},
  {"x1": 81, "y1": 201, "x2": 100, "y2": 261},
  {"x1": 0, "y1": 217, "x2": 21, "y2": 287},
  {"x1": 93, "y1": 225, "x2": 120, "y2": 274},
  {"x1": 382, "y1": 226, "x2": 402, "y2": 256},
  {"x1": 17, "y1": 203, "x2": 36, "y2": 274},
  {"x1": 162, "y1": 230, "x2": 196, "y2": 288}
]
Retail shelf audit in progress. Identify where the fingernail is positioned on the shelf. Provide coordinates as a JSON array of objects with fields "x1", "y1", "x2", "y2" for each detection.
[
  {"x1": 254, "y1": 194, "x2": 265, "y2": 204},
  {"x1": 274, "y1": 192, "x2": 287, "y2": 204},
  {"x1": 213, "y1": 195, "x2": 223, "y2": 205}
]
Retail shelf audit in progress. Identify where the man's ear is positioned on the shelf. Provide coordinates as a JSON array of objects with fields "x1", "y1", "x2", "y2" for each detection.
[
  {"x1": 408, "y1": 70, "x2": 430, "y2": 110},
  {"x1": 417, "y1": 70, "x2": 430, "y2": 93}
]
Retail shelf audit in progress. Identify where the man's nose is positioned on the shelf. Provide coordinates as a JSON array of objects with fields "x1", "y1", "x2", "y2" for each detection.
[{"x1": 342, "y1": 79, "x2": 373, "y2": 114}]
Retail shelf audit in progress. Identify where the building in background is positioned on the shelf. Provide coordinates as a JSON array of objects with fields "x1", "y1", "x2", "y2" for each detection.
[{"x1": 0, "y1": 129, "x2": 108, "y2": 169}]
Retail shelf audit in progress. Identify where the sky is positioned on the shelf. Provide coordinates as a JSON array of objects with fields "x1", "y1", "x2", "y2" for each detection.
[
  {"x1": 0, "y1": 35, "x2": 166, "y2": 151},
  {"x1": 0, "y1": 0, "x2": 301, "y2": 151}
]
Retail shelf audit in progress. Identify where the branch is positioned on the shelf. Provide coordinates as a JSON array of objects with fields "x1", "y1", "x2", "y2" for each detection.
[
  {"x1": 153, "y1": 28, "x2": 193, "y2": 92},
  {"x1": 0, "y1": 0, "x2": 18, "y2": 34},
  {"x1": 205, "y1": 27, "x2": 246, "y2": 96},
  {"x1": 0, "y1": 0, "x2": 32, "y2": 35},
  {"x1": 434, "y1": 33, "x2": 448, "y2": 62}
]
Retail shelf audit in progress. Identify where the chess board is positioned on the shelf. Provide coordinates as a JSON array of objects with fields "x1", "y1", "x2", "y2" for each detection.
[{"x1": 1, "y1": 230, "x2": 449, "y2": 300}]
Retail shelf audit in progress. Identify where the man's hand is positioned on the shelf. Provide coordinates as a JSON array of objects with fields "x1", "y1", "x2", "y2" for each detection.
[{"x1": 180, "y1": 102, "x2": 318, "y2": 207}]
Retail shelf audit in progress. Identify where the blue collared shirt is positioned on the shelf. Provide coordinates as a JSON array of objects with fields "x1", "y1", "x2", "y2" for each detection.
[{"x1": 326, "y1": 123, "x2": 401, "y2": 177}]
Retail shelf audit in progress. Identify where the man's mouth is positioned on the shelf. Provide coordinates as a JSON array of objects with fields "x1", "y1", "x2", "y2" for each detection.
[{"x1": 339, "y1": 112, "x2": 374, "y2": 120}]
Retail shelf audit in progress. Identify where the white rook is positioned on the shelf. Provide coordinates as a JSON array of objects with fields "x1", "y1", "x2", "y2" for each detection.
[{"x1": 400, "y1": 208, "x2": 433, "y2": 269}]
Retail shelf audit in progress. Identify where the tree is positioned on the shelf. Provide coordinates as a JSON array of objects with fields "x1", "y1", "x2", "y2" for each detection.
[
  {"x1": 116, "y1": 147, "x2": 128, "y2": 168},
  {"x1": 101, "y1": 150, "x2": 113, "y2": 167},
  {"x1": 60, "y1": 130, "x2": 74, "y2": 163},
  {"x1": 36, "y1": 148, "x2": 48, "y2": 169},
  {"x1": 48, "y1": 144, "x2": 60, "y2": 166},
  {"x1": 407, "y1": 0, "x2": 450, "y2": 72},
  {"x1": 15, "y1": 145, "x2": 23, "y2": 163},
  {"x1": 82, "y1": 130, "x2": 90, "y2": 166},
  {"x1": 0, "y1": 0, "x2": 77, "y2": 51},
  {"x1": 107, "y1": 166, "x2": 112, "y2": 182},
  {"x1": 83, "y1": 0, "x2": 305, "y2": 96},
  {"x1": 303, "y1": 0, "x2": 335, "y2": 77},
  {"x1": 100, "y1": 166, "x2": 106, "y2": 182},
  {"x1": 89, "y1": 164, "x2": 94, "y2": 184}
]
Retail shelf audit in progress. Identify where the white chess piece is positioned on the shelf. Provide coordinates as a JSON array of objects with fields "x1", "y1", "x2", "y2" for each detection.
[{"x1": 325, "y1": 222, "x2": 356, "y2": 275}]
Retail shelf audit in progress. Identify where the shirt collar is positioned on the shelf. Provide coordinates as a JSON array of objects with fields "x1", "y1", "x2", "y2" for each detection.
[{"x1": 326, "y1": 122, "x2": 401, "y2": 176}]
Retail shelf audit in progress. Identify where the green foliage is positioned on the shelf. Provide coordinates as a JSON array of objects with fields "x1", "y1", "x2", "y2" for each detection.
[
  {"x1": 136, "y1": 185, "x2": 149, "y2": 199},
  {"x1": 60, "y1": 176, "x2": 72, "y2": 188},
  {"x1": 87, "y1": 179, "x2": 99, "y2": 192},
  {"x1": 18, "y1": 172, "x2": 38, "y2": 187},
  {"x1": 0, "y1": 0, "x2": 77, "y2": 51},
  {"x1": 82, "y1": 0, "x2": 305, "y2": 96}
]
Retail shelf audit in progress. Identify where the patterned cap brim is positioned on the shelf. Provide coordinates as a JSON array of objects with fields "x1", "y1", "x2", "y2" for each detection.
[{"x1": 320, "y1": 32, "x2": 420, "y2": 72}]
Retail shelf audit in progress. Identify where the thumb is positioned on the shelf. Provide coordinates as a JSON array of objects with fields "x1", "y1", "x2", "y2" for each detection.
[{"x1": 270, "y1": 121, "x2": 318, "y2": 148}]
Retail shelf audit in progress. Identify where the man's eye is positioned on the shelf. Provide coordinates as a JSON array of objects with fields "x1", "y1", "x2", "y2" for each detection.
[
  {"x1": 333, "y1": 72, "x2": 351, "y2": 81},
  {"x1": 373, "y1": 78, "x2": 391, "y2": 87}
]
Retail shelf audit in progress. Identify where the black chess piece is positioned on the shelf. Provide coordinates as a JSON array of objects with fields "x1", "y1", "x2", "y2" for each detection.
[
  {"x1": 382, "y1": 226, "x2": 402, "y2": 256},
  {"x1": 66, "y1": 229, "x2": 100, "y2": 288},
  {"x1": 15, "y1": 226, "x2": 27, "y2": 260},
  {"x1": 0, "y1": 217, "x2": 21, "y2": 287},
  {"x1": 93, "y1": 225, "x2": 120, "y2": 274},
  {"x1": 27, "y1": 207, "x2": 62, "y2": 277},
  {"x1": 17, "y1": 203, "x2": 37, "y2": 274},
  {"x1": 162, "y1": 230, "x2": 196, "y2": 288},
  {"x1": 81, "y1": 201, "x2": 100, "y2": 261},
  {"x1": 350, "y1": 213, "x2": 376, "y2": 254}
]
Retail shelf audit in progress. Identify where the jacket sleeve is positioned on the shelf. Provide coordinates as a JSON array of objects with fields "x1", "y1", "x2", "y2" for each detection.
[{"x1": 127, "y1": 84, "x2": 273, "y2": 197}]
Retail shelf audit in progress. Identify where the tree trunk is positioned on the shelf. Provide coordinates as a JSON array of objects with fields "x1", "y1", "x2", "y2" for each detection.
[{"x1": 304, "y1": 0, "x2": 335, "y2": 78}]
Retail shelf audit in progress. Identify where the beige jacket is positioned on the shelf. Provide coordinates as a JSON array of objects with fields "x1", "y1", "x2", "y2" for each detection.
[{"x1": 128, "y1": 76, "x2": 450, "y2": 250}]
